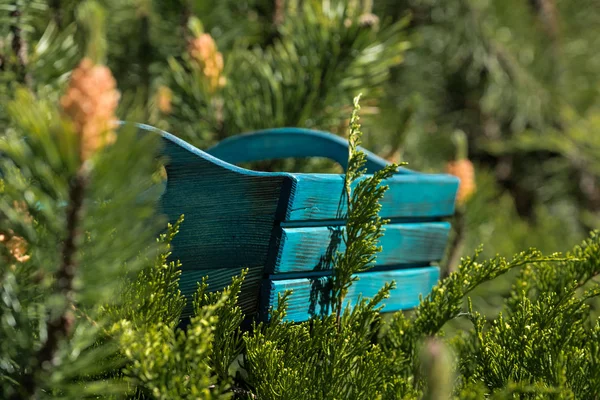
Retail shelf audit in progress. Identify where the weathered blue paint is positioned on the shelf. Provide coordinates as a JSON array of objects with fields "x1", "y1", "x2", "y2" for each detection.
[
  {"x1": 263, "y1": 267, "x2": 441, "y2": 322},
  {"x1": 269, "y1": 222, "x2": 451, "y2": 274},
  {"x1": 131, "y1": 123, "x2": 458, "y2": 321},
  {"x1": 286, "y1": 173, "x2": 458, "y2": 222}
]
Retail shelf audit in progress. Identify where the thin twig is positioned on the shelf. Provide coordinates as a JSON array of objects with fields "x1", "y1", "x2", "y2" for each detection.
[
  {"x1": 181, "y1": 0, "x2": 192, "y2": 43},
  {"x1": 10, "y1": 1, "x2": 31, "y2": 86},
  {"x1": 529, "y1": 0, "x2": 560, "y2": 41},
  {"x1": 444, "y1": 209, "x2": 465, "y2": 278},
  {"x1": 49, "y1": 0, "x2": 62, "y2": 28},
  {"x1": 0, "y1": 39, "x2": 5, "y2": 71},
  {"x1": 38, "y1": 167, "x2": 87, "y2": 365},
  {"x1": 208, "y1": 384, "x2": 257, "y2": 399},
  {"x1": 273, "y1": 0, "x2": 285, "y2": 26},
  {"x1": 17, "y1": 167, "x2": 88, "y2": 399},
  {"x1": 139, "y1": 11, "x2": 152, "y2": 117}
]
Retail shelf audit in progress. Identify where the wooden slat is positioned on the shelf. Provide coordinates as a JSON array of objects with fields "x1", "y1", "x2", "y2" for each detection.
[
  {"x1": 179, "y1": 267, "x2": 263, "y2": 317},
  {"x1": 262, "y1": 267, "x2": 440, "y2": 322},
  {"x1": 270, "y1": 222, "x2": 450, "y2": 274},
  {"x1": 284, "y1": 173, "x2": 459, "y2": 222}
]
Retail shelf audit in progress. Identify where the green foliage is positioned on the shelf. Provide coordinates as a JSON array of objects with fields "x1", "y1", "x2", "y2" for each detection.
[
  {"x1": 333, "y1": 94, "x2": 400, "y2": 323},
  {"x1": 193, "y1": 271, "x2": 245, "y2": 388},
  {"x1": 243, "y1": 287, "x2": 402, "y2": 400},
  {"x1": 237, "y1": 96, "x2": 401, "y2": 399},
  {"x1": 2, "y1": 1, "x2": 600, "y2": 399},
  {"x1": 159, "y1": 0, "x2": 410, "y2": 147},
  {"x1": 118, "y1": 317, "x2": 220, "y2": 400},
  {"x1": 111, "y1": 224, "x2": 600, "y2": 399},
  {"x1": 106, "y1": 216, "x2": 186, "y2": 330},
  {"x1": 454, "y1": 232, "x2": 600, "y2": 398},
  {"x1": 0, "y1": 90, "x2": 163, "y2": 397},
  {"x1": 3, "y1": 81, "x2": 600, "y2": 398}
]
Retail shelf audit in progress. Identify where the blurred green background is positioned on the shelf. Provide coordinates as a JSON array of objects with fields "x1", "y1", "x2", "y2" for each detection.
[{"x1": 2, "y1": 0, "x2": 599, "y2": 319}]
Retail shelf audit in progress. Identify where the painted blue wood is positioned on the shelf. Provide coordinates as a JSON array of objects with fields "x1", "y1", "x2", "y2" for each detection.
[
  {"x1": 286, "y1": 173, "x2": 458, "y2": 222},
  {"x1": 269, "y1": 222, "x2": 451, "y2": 274},
  {"x1": 207, "y1": 128, "x2": 459, "y2": 221},
  {"x1": 134, "y1": 123, "x2": 292, "y2": 316},
  {"x1": 263, "y1": 267, "x2": 440, "y2": 322},
  {"x1": 207, "y1": 128, "x2": 404, "y2": 174},
  {"x1": 180, "y1": 267, "x2": 262, "y2": 314},
  {"x1": 129, "y1": 123, "x2": 458, "y2": 320}
]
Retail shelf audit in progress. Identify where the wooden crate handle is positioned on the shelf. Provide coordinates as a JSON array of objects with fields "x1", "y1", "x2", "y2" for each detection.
[{"x1": 207, "y1": 127, "x2": 412, "y2": 174}]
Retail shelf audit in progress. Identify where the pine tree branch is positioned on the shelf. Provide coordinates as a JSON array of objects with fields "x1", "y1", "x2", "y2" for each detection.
[
  {"x1": 273, "y1": 0, "x2": 285, "y2": 26},
  {"x1": 444, "y1": 209, "x2": 465, "y2": 277},
  {"x1": 49, "y1": 0, "x2": 62, "y2": 28},
  {"x1": 181, "y1": 0, "x2": 192, "y2": 42},
  {"x1": 466, "y1": 3, "x2": 556, "y2": 109},
  {"x1": 37, "y1": 167, "x2": 87, "y2": 380},
  {"x1": 137, "y1": 3, "x2": 153, "y2": 118},
  {"x1": 529, "y1": 0, "x2": 560, "y2": 40},
  {"x1": 0, "y1": 38, "x2": 5, "y2": 72},
  {"x1": 208, "y1": 384, "x2": 257, "y2": 399},
  {"x1": 16, "y1": 167, "x2": 88, "y2": 399},
  {"x1": 332, "y1": 95, "x2": 399, "y2": 328},
  {"x1": 10, "y1": 1, "x2": 31, "y2": 87},
  {"x1": 335, "y1": 95, "x2": 363, "y2": 328}
]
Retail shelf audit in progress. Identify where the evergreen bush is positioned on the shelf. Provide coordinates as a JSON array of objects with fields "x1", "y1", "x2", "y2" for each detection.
[
  {"x1": 2, "y1": 88, "x2": 600, "y2": 398},
  {"x1": 1, "y1": 1, "x2": 600, "y2": 398}
]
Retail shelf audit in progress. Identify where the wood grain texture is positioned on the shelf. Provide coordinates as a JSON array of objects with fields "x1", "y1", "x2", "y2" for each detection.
[
  {"x1": 285, "y1": 173, "x2": 459, "y2": 222},
  {"x1": 179, "y1": 267, "x2": 263, "y2": 317},
  {"x1": 206, "y1": 128, "x2": 398, "y2": 174},
  {"x1": 269, "y1": 222, "x2": 451, "y2": 274},
  {"x1": 134, "y1": 123, "x2": 293, "y2": 315},
  {"x1": 206, "y1": 128, "x2": 460, "y2": 222},
  {"x1": 262, "y1": 267, "x2": 440, "y2": 322}
]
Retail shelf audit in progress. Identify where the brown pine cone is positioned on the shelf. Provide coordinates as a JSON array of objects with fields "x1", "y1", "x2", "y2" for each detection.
[
  {"x1": 156, "y1": 85, "x2": 173, "y2": 114},
  {"x1": 446, "y1": 159, "x2": 476, "y2": 206},
  {"x1": 188, "y1": 33, "x2": 216, "y2": 63},
  {"x1": 60, "y1": 58, "x2": 120, "y2": 161},
  {"x1": 1, "y1": 230, "x2": 30, "y2": 263},
  {"x1": 1, "y1": 201, "x2": 32, "y2": 263},
  {"x1": 187, "y1": 33, "x2": 226, "y2": 92},
  {"x1": 358, "y1": 13, "x2": 379, "y2": 28}
]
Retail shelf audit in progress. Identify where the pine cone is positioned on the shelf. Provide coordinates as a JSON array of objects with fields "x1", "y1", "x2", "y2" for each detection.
[
  {"x1": 446, "y1": 159, "x2": 476, "y2": 206},
  {"x1": 1, "y1": 230, "x2": 30, "y2": 263},
  {"x1": 358, "y1": 13, "x2": 379, "y2": 28},
  {"x1": 187, "y1": 33, "x2": 226, "y2": 92},
  {"x1": 1, "y1": 201, "x2": 32, "y2": 263},
  {"x1": 188, "y1": 33, "x2": 216, "y2": 62},
  {"x1": 156, "y1": 85, "x2": 173, "y2": 114},
  {"x1": 60, "y1": 58, "x2": 120, "y2": 161}
]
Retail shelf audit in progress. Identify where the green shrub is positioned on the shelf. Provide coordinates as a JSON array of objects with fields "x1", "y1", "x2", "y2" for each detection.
[
  {"x1": 3, "y1": 92, "x2": 599, "y2": 399},
  {"x1": 1, "y1": 1, "x2": 599, "y2": 395}
]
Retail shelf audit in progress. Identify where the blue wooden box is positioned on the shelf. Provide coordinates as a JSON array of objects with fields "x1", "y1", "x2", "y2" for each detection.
[{"x1": 137, "y1": 124, "x2": 459, "y2": 322}]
